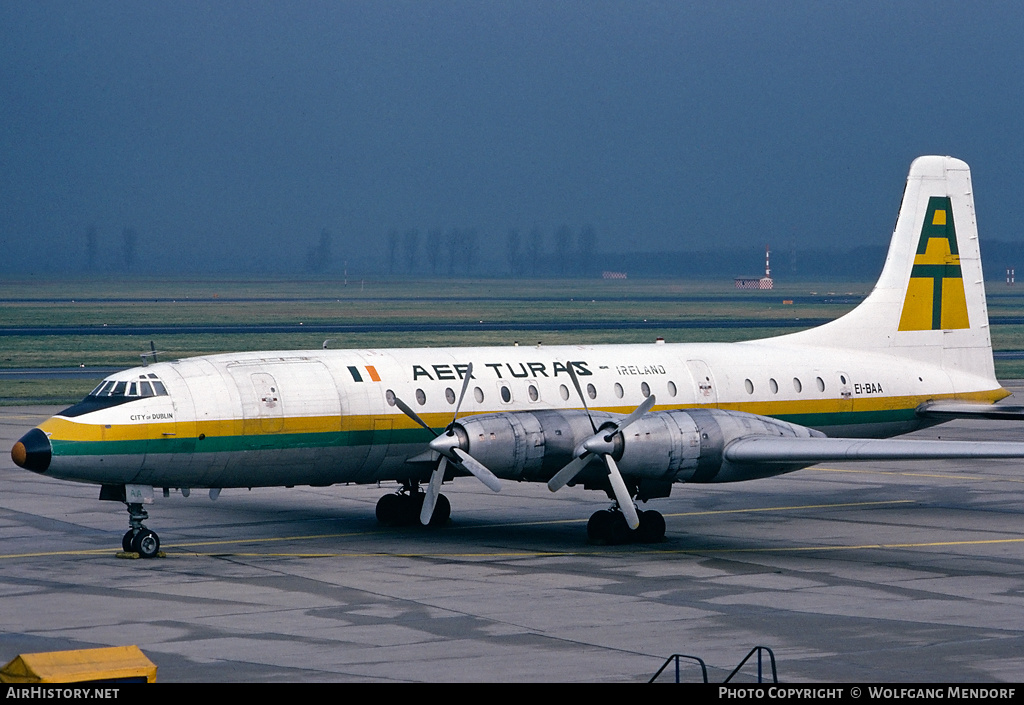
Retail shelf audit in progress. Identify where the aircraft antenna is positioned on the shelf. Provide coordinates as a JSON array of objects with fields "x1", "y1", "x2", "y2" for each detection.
[{"x1": 140, "y1": 341, "x2": 161, "y2": 366}]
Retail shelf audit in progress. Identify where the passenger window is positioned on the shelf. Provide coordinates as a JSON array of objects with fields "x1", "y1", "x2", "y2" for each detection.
[
  {"x1": 474, "y1": 387, "x2": 484, "y2": 403},
  {"x1": 528, "y1": 384, "x2": 539, "y2": 401},
  {"x1": 640, "y1": 382, "x2": 651, "y2": 398},
  {"x1": 667, "y1": 381, "x2": 677, "y2": 397},
  {"x1": 586, "y1": 383, "x2": 597, "y2": 400},
  {"x1": 614, "y1": 383, "x2": 624, "y2": 399},
  {"x1": 816, "y1": 377, "x2": 825, "y2": 392},
  {"x1": 559, "y1": 384, "x2": 570, "y2": 401},
  {"x1": 415, "y1": 389, "x2": 426, "y2": 405},
  {"x1": 445, "y1": 387, "x2": 456, "y2": 404},
  {"x1": 745, "y1": 379, "x2": 754, "y2": 394},
  {"x1": 769, "y1": 378, "x2": 779, "y2": 394},
  {"x1": 793, "y1": 377, "x2": 802, "y2": 393},
  {"x1": 499, "y1": 385, "x2": 512, "y2": 403}
]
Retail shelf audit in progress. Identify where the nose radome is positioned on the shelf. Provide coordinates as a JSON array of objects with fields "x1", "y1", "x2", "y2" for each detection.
[{"x1": 11, "y1": 428, "x2": 51, "y2": 473}]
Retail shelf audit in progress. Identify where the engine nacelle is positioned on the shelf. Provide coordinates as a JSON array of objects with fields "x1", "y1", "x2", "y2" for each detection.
[
  {"x1": 456, "y1": 409, "x2": 613, "y2": 482},
  {"x1": 453, "y1": 407, "x2": 824, "y2": 487},
  {"x1": 678, "y1": 408, "x2": 825, "y2": 483}
]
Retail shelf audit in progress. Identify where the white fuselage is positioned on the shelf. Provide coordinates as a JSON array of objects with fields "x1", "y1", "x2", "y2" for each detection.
[{"x1": 38, "y1": 337, "x2": 1001, "y2": 490}]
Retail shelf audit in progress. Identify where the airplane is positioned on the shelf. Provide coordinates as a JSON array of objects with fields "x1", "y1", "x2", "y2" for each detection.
[{"x1": 12, "y1": 155, "x2": 1024, "y2": 558}]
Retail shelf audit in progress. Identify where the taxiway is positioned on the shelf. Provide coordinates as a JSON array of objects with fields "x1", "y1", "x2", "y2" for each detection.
[{"x1": 2, "y1": 394, "x2": 1024, "y2": 682}]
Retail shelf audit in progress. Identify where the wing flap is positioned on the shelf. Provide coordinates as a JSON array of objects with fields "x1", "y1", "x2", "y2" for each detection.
[
  {"x1": 916, "y1": 401, "x2": 1024, "y2": 421},
  {"x1": 723, "y1": 436, "x2": 1024, "y2": 464}
]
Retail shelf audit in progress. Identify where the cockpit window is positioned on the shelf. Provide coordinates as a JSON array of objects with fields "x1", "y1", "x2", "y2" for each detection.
[
  {"x1": 60, "y1": 373, "x2": 169, "y2": 417},
  {"x1": 90, "y1": 380, "x2": 115, "y2": 396},
  {"x1": 89, "y1": 375, "x2": 169, "y2": 398}
]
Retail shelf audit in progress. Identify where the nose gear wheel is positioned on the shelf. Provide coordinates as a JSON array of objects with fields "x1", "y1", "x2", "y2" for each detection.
[{"x1": 121, "y1": 502, "x2": 161, "y2": 558}]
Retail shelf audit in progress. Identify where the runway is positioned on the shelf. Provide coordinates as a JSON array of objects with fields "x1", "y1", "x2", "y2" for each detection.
[{"x1": 2, "y1": 394, "x2": 1024, "y2": 682}]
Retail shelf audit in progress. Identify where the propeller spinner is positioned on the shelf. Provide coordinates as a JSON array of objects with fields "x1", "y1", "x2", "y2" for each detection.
[
  {"x1": 546, "y1": 363, "x2": 655, "y2": 530},
  {"x1": 393, "y1": 363, "x2": 501, "y2": 525}
]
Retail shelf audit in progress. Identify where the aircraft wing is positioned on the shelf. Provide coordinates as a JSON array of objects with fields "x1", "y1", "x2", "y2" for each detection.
[
  {"x1": 915, "y1": 401, "x2": 1024, "y2": 421},
  {"x1": 723, "y1": 436, "x2": 1024, "y2": 463}
]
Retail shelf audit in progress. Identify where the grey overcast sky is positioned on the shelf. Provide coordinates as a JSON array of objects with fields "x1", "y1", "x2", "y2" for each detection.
[{"x1": 2, "y1": 1, "x2": 1023, "y2": 274}]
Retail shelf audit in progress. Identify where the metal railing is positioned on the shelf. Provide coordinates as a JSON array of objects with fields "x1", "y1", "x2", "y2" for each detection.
[
  {"x1": 648, "y1": 653, "x2": 708, "y2": 683},
  {"x1": 650, "y1": 646, "x2": 777, "y2": 683},
  {"x1": 724, "y1": 646, "x2": 777, "y2": 683}
]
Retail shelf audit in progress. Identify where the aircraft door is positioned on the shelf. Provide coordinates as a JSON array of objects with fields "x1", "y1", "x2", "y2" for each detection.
[
  {"x1": 138, "y1": 364, "x2": 197, "y2": 481},
  {"x1": 836, "y1": 371, "x2": 854, "y2": 413},
  {"x1": 231, "y1": 370, "x2": 285, "y2": 437},
  {"x1": 355, "y1": 417, "x2": 393, "y2": 483},
  {"x1": 686, "y1": 360, "x2": 718, "y2": 406},
  {"x1": 251, "y1": 373, "x2": 285, "y2": 434}
]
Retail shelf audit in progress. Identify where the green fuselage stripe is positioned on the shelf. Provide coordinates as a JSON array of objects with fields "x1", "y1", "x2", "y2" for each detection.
[
  {"x1": 50, "y1": 407, "x2": 921, "y2": 458},
  {"x1": 50, "y1": 427, "x2": 435, "y2": 457}
]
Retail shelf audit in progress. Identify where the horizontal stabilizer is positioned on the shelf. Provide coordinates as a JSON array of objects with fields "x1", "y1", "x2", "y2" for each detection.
[
  {"x1": 916, "y1": 401, "x2": 1024, "y2": 421},
  {"x1": 723, "y1": 436, "x2": 1024, "y2": 464}
]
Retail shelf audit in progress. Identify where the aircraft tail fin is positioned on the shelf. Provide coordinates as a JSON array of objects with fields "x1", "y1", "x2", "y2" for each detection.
[{"x1": 777, "y1": 156, "x2": 996, "y2": 383}]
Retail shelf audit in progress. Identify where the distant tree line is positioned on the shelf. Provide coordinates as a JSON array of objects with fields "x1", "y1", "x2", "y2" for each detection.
[
  {"x1": 64, "y1": 222, "x2": 1023, "y2": 282},
  {"x1": 83, "y1": 224, "x2": 140, "y2": 272},
  {"x1": 379, "y1": 224, "x2": 599, "y2": 278},
  {"x1": 305, "y1": 228, "x2": 332, "y2": 274}
]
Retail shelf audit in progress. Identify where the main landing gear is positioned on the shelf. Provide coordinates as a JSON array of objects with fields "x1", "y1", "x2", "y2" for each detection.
[
  {"x1": 587, "y1": 507, "x2": 666, "y2": 545},
  {"x1": 376, "y1": 482, "x2": 450, "y2": 527},
  {"x1": 122, "y1": 502, "x2": 161, "y2": 558}
]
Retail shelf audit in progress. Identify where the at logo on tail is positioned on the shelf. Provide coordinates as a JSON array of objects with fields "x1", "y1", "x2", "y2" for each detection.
[{"x1": 897, "y1": 196, "x2": 970, "y2": 331}]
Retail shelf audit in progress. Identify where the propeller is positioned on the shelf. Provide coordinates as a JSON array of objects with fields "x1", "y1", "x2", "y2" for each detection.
[
  {"x1": 392, "y1": 363, "x2": 501, "y2": 524},
  {"x1": 547, "y1": 362, "x2": 655, "y2": 530}
]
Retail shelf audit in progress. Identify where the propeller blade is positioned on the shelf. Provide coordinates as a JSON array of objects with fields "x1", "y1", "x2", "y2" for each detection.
[
  {"x1": 451, "y1": 448, "x2": 502, "y2": 492},
  {"x1": 603, "y1": 455, "x2": 640, "y2": 530},
  {"x1": 420, "y1": 456, "x2": 448, "y2": 525},
  {"x1": 394, "y1": 396, "x2": 437, "y2": 437},
  {"x1": 547, "y1": 452, "x2": 594, "y2": 492},
  {"x1": 449, "y1": 362, "x2": 474, "y2": 429},
  {"x1": 613, "y1": 394, "x2": 656, "y2": 435},
  {"x1": 565, "y1": 362, "x2": 597, "y2": 433}
]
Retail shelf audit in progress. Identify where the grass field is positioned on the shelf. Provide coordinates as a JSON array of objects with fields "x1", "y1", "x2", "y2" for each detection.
[
  {"x1": 0, "y1": 277, "x2": 868, "y2": 327},
  {"x1": 3, "y1": 276, "x2": 1024, "y2": 403}
]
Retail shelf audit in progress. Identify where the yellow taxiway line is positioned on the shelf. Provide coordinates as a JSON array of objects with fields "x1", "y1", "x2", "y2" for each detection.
[{"x1": 4, "y1": 498, "x2": 1020, "y2": 560}]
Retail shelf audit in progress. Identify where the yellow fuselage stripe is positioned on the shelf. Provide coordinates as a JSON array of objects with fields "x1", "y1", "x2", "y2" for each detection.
[{"x1": 38, "y1": 388, "x2": 1007, "y2": 443}]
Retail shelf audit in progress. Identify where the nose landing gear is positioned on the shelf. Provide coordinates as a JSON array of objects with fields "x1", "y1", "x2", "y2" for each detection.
[{"x1": 122, "y1": 502, "x2": 161, "y2": 558}]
